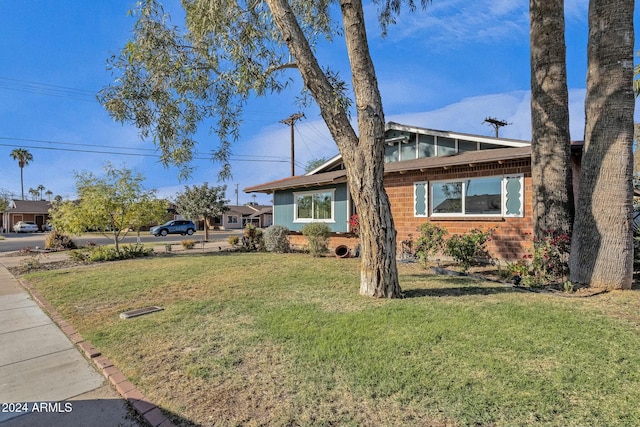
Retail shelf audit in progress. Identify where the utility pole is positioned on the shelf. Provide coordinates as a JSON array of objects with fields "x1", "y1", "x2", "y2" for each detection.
[
  {"x1": 483, "y1": 117, "x2": 511, "y2": 138},
  {"x1": 280, "y1": 113, "x2": 304, "y2": 176},
  {"x1": 234, "y1": 183, "x2": 239, "y2": 206}
]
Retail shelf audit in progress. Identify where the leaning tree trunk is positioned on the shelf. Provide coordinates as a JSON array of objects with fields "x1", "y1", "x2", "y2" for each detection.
[
  {"x1": 529, "y1": 0, "x2": 574, "y2": 240},
  {"x1": 569, "y1": 0, "x2": 635, "y2": 290},
  {"x1": 266, "y1": 0, "x2": 401, "y2": 297}
]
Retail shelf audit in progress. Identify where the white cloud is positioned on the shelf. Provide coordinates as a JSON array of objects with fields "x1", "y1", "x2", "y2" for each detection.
[{"x1": 380, "y1": 0, "x2": 529, "y2": 48}]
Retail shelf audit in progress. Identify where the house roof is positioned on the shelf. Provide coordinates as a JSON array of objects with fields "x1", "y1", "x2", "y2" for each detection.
[
  {"x1": 245, "y1": 146, "x2": 531, "y2": 194},
  {"x1": 305, "y1": 122, "x2": 531, "y2": 176},
  {"x1": 227, "y1": 204, "x2": 272, "y2": 215},
  {"x1": 7, "y1": 199, "x2": 52, "y2": 214},
  {"x1": 244, "y1": 169, "x2": 348, "y2": 194}
]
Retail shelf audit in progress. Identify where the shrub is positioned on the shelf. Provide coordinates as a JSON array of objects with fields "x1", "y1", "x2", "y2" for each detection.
[
  {"x1": 242, "y1": 224, "x2": 264, "y2": 251},
  {"x1": 120, "y1": 243, "x2": 154, "y2": 259},
  {"x1": 516, "y1": 229, "x2": 572, "y2": 288},
  {"x1": 264, "y1": 225, "x2": 290, "y2": 253},
  {"x1": 228, "y1": 235, "x2": 240, "y2": 246},
  {"x1": 87, "y1": 244, "x2": 153, "y2": 262},
  {"x1": 302, "y1": 222, "x2": 331, "y2": 257},
  {"x1": 69, "y1": 250, "x2": 90, "y2": 262},
  {"x1": 88, "y1": 246, "x2": 119, "y2": 262},
  {"x1": 414, "y1": 223, "x2": 447, "y2": 267},
  {"x1": 44, "y1": 231, "x2": 77, "y2": 250},
  {"x1": 348, "y1": 214, "x2": 360, "y2": 236},
  {"x1": 445, "y1": 228, "x2": 492, "y2": 273},
  {"x1": 181, "y1": 239, "x2": 196, "y2": 249}
]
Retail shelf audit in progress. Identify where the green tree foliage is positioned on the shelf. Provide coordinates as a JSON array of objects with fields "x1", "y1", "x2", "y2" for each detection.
[
  {"x1": 0, "y1": 189, "x2": 11, "y2": 213},
  {"x1": 304, "y1": 157, "x2": 330, "y2": 174},
  {"x1": 9, "y1": 148, "x2": 32, "y2": 201},
  {"x1": 99, "y1": 0, "x2": 429, "y2": 298},
  {"x1": 174, "y1": 183, "x2": 229, "y2": 241},
  {"x1": 49, "y1": 163, "x2": 167, "y2": 252}
]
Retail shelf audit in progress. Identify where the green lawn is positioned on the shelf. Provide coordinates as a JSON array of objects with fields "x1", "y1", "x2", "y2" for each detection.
[{"x1": 25, "y1": 252, "x2": 640, "y2": 427}]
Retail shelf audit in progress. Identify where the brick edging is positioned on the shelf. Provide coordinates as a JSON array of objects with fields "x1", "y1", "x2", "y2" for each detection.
[{"x1": 18, "y1": 278, "x2": 176, "y2": 427}]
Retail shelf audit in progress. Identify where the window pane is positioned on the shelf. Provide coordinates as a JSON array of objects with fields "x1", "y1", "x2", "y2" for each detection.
[
  {"x1": 297, "y1": 195, "x2": 312, "y2": 219},
  {"x1": 480, "y1": 143, "x2": 501, "y2": 150},
  {"x1": 505, "y1": 176, "x2": 523, "y2": 216},
  {"x1": 313, "y1": 192, "x2": 332, "y2": 219},
  {"x1": 458, "y1": 139, "x2": 477, "y2": 152},
  {"x1": 385, "y1": 142, "x2": 399, "y2": 163},
  {"x1": 400, "y1": 138, "x2": 417, "y2": 161},
  {"x1": 437, "y1": 137, "x2": 456, "y2": 156},
  {"x1": 418, "y1": 134, "x2": 435, "y2": 158},
  {"x1": 432, "y1": 182, "x2": 462, "y2": 214},
  {"x1": 414, "y1": 183, "x2": 427, "y2": 216},
  {"x1": 465, "y1": 177, "x2": 502, "y2": 215}
]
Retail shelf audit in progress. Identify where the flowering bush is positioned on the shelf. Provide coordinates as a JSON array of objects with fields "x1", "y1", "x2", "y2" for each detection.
[
  {"x1": 445, "y1": 228, "x2": 492, "y2": 273},
  {"x1": 516, "y1": 229, "x2": 571, "y2": 288},
  {"x1": 348, "y1": 214, "x2": 360, "y2": 236},
  {"x1": 414, "y1": 223, "x2": 447, "y2": 267}
]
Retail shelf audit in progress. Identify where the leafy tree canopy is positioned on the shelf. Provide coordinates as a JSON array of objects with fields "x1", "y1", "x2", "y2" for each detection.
[
  {"x1": 49, "y1": 163, "x2": 168, "y2": 251},
  {"x1": 175, "y1": 182, "x2": 229, "y2": 240},
  {"x1": 99, "y1": 0, "x2": 426, "y2": 180}
]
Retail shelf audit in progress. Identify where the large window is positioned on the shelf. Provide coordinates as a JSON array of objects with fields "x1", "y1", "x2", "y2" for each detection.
[
  {"x1": 414, "y1": 175, "x2": 523, "y2": 217},
  {"x1": 294, "y1": 190, "x2": 335, "y2": 222}
]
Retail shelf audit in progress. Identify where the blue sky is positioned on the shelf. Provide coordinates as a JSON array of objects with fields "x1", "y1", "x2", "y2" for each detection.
[{"x1": 0, "y1": 1, "x2": 638, "y2": 205}]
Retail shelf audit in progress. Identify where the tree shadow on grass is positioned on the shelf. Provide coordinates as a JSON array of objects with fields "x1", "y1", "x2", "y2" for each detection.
[{"x1": 402, "y1": 285, "x2": 516, "y2": 298}]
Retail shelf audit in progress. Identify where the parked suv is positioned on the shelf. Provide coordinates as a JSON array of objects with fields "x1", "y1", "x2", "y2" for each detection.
[{"x1": 150, "y1": 220, "x2": 197, "y2": 237}]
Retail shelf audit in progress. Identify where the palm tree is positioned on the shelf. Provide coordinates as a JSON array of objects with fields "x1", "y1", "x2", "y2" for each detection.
[
  {"x1": 45, "y1": 190, "x2": 53, "y2": 201},
  {"x1": 9, "y1": 148, "x2": 33, "y2": 200},
  {"x1": 37, "y1": 184, "x2": 45, "y2": 200},
  {"x1": 28, "y1": 188, "x2": 39, "y2": 201},
  {"x1": 569, "y1": 0, "x2": 635, "y2": 290},
  {"x1": 529, "y1": 0, "x2": 574, "y2": 240}
]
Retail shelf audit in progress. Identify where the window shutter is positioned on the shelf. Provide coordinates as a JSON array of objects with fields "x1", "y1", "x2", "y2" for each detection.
[
  {"x1": 504, "y1": 176, "x2": 523, "y2": 217},
  {"x1": 414, "y1": 182, "x2": 428, "y2": 217}
]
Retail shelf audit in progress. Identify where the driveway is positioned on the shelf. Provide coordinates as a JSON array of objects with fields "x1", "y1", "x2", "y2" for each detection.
[{"x1": 0, "y1": 230, "x2": 243, "y2": 253}]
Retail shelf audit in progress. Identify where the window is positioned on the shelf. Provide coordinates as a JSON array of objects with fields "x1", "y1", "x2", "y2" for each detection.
[
  {"x1": 418, "y1": 134, "x2": 435, "y2": 158},
  {"x1": 385, "y1": 143, "x2": 399, "y2": 163},
  {"x1": 437, "y1": 137, "x2": 456, "y2": 156},
  {"x1": 227, "y1": 215, "x2": 238, "y2": 224},
  {"x1": 294, "y1": 189, "x2": 335, "y2": 222},
  {"x1": 416, "y1": 175, "x2": 523, "y2": 217},
  {"x1": 400, "y1": 139, "x2": 417, "y2": 161},
  {"x1": 458, "y1": 139, "x2": 478, "y2": 152}
]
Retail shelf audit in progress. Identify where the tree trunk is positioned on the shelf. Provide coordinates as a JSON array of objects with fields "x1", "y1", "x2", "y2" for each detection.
[
  {"x1": 266, "y1": 0, "x2": 401, "y2": 297},
  {"x1": 204, "y1": 217, "x2": 210, "y2": 241},
  {"x1": 569, "y1": 0, "x2": 635, "y2": 290},
  {"x1": 20, "y1": 166, "x2": 24, "y2": 201},
  {"x1": 529, "y1": 0, "x2": 574, "y2": 239}
]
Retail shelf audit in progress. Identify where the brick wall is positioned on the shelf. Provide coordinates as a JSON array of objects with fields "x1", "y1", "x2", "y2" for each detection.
[
  {"x1": 385, "y1": 159, "x2": 533, "y2": 261},
  {"x1": 284, "y1": 159, "x2": 534, "y2": 261}
]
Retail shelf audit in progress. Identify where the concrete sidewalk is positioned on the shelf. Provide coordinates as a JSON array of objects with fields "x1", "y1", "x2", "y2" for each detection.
[{"x1": 0, "y1": 257, "x2": 143, "y2": 427}]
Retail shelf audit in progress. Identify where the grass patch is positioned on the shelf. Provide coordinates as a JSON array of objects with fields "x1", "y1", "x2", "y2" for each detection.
[{"x1": 25, "y1": 253, "x2": 640, "y2": 427}]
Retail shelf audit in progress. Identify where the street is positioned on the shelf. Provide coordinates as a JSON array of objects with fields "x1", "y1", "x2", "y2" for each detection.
[{"x1": 0, "y1": 230, "x2": 243, "y2": 253}]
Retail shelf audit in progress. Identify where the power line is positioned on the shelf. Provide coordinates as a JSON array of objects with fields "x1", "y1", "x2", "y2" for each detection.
[
  {"x1": 0, "y1": 142, "x2": 290, "y2": 163},
  {"x1": 0, "y1": 77, "x2": 97, "y2": 102}
]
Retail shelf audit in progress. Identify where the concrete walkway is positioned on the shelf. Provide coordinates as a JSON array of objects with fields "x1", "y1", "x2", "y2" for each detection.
[{"x1": 0, "y1": 255, "x2": 144, "y2": 427}]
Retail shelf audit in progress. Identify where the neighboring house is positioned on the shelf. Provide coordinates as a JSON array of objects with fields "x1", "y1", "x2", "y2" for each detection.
[
  {"x1": 245, "y1": 121, "x2": 577, "y2": 260},
  {"x1": 1, "y1": 200, "x2": 53, "y2": 232},
  {"x1": 211, "y1": 204, "x2": 273, "y2": 229}
]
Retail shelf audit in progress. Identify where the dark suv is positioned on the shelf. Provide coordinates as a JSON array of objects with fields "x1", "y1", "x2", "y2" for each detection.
[{"x1": 150, "y1": 220, "x2": 197, "y2": 237}]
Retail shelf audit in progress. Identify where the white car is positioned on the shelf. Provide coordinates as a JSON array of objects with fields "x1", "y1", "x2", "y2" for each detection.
[{"x1": 13, "y1": 221, "x2": 40, "y2": 233}]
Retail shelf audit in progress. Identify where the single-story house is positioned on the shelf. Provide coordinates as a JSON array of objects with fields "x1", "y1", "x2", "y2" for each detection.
[
  {"x1": 245, "y1": 121, "x2": 582, "y2": 260},
  {"x1": 1, "y1": 200, "x2": 53, "y2": 233},
  {"x1": 211, "y1": 204, "x2": 273, "y2": 229}
]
